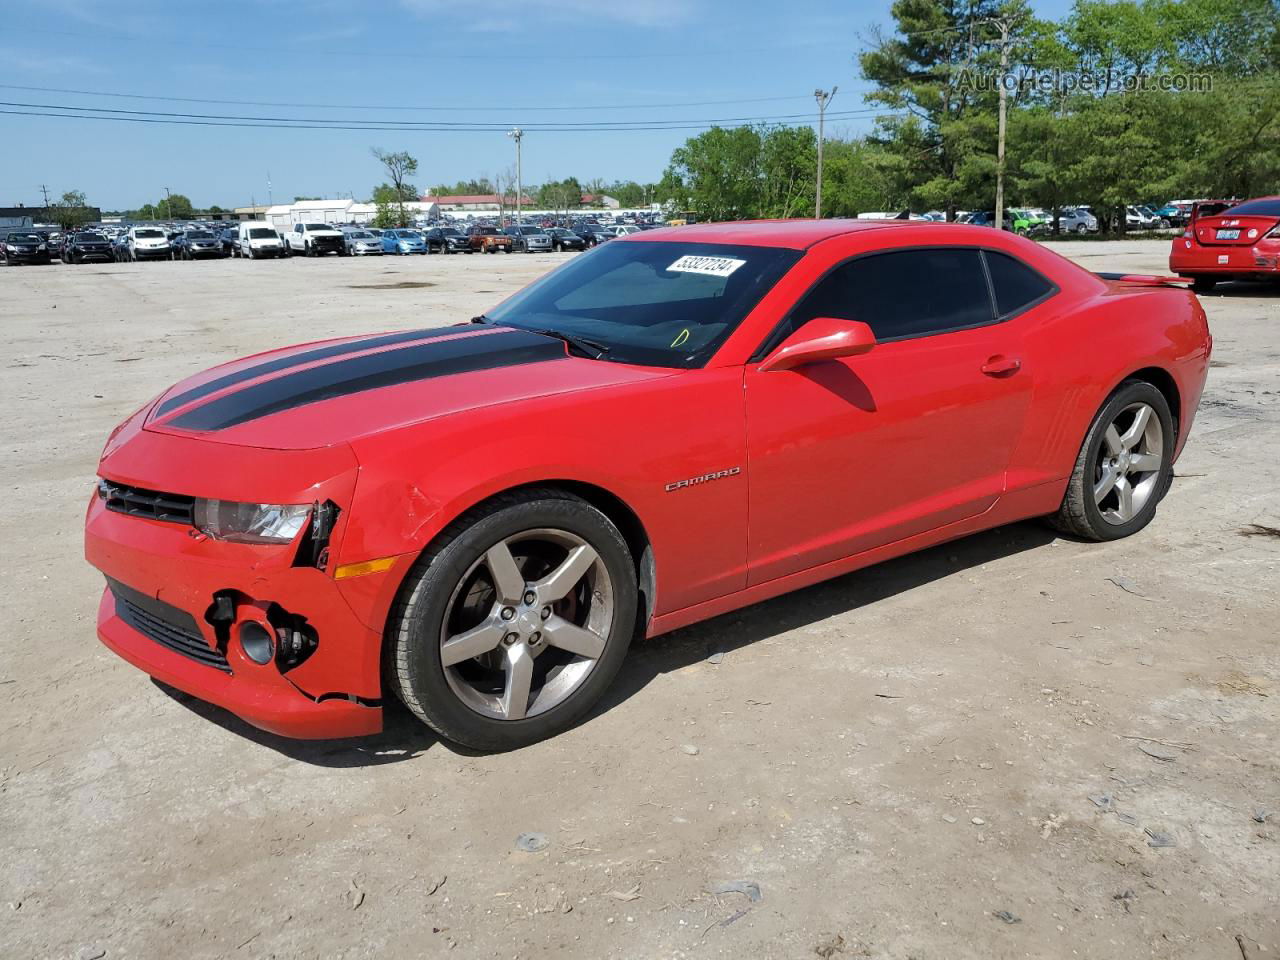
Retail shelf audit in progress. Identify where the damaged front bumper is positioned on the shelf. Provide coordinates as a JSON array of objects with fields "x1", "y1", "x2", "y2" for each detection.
[{"x1": 84, "y1": 417, "x2": 408, "y2": 739}]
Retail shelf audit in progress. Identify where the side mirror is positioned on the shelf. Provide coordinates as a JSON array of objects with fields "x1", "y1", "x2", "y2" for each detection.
[{"x1": 758, "y1": 317, "x2": 876, "y2": 373}]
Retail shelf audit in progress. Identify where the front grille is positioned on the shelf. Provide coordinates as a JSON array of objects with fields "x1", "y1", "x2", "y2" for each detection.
[
  {"x1": 108, "y1": 578, "x2": 231, "y2": 673},
  {"x1": 100, "y1": 480, "x2": 195, "y2": 525}
]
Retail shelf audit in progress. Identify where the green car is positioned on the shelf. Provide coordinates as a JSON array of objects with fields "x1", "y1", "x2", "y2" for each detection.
[{"x1": 1009, "y1": 209, "x2": 1045, "y2": 235}]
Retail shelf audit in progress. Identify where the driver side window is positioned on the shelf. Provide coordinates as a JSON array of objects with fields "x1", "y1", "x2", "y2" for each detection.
[{"x1": 759, "y1": 247, "x2": 995, "y2": 357}]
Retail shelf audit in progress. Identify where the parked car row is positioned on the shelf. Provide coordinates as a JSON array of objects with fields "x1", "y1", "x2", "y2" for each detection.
[{"x1": 2, "y1": 217, "x2": 611, "y2": 266}]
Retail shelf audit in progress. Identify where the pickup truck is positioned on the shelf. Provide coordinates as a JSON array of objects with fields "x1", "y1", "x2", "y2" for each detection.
[
  {"x1": 468, "y1": 226, "x2": 513, "y2": 254},
  {"x1": 286, "y1": 222, "x2": 347, "y2": 257}
]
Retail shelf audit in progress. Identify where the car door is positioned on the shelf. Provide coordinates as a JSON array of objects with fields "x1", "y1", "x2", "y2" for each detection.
[{"x1": 743, "y1": 246, "x2": 1037, "y2": 586}]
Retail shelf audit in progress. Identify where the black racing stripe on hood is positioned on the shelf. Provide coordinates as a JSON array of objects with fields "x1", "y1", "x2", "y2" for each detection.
[
  {"x1": 155, "y1": 327, "x2": 464, "y2": 416},
  {"x1": 167, "y1": 329, "x2": 565, "y2": 431}
]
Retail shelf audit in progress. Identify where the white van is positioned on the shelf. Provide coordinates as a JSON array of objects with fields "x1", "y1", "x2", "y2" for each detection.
[{"x1": 236, "y1": 222, "x2": 286, "y2": 259}]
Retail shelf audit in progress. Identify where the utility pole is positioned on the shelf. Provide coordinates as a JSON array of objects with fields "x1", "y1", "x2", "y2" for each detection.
[
  {"x1": 993, "y1": 18, "x2": 1011, "y2": 232},
  {"x1": 164, "y1": 186, "x2": 173, "y2": 221},
  {"x1": 267, "y1": 171, "x2": 273, "y2": 208},
  {"x1": 507, "y1": 127, "x2": 523, "y2": 227},
  {"x1": 39, "y1": 184, "x2": 51, "y2": 210},
  {"x1": 814, "y1": 87, "x2": 836, "y2": 219}
]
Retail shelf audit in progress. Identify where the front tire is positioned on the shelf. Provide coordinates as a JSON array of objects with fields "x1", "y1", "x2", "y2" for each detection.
[
  {"x1": 387, "y1": 489, "x2": 638, "y2": 751},
  {"x1": 1049, "y1": 380, "x2": 1174, "y2": 541},
  {"x1": 1191, "y1": 276, "x2": 1217, "y2": 293}
]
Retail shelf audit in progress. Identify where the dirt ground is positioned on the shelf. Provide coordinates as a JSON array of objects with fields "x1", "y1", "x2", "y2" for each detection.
[{"x1": 2, "y1": 241, "x2": 1276, "y2": 960}]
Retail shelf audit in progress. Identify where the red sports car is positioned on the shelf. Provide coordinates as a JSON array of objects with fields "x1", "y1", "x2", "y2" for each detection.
[
  {"x1": 85, "y1": 220, "x2": 1211, "y2": 749},
  {"x1": 1169, "y1": 195, "x2": 1280, "y2": 291}
]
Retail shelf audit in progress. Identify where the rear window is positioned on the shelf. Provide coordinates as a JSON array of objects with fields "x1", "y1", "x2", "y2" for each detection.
[
  {"x1": 984, "y1": 250, "x2": 1056, "y2": 317},
  {"x1": 1224, "y1": 198, "x2": 1280, "y2": 217}
]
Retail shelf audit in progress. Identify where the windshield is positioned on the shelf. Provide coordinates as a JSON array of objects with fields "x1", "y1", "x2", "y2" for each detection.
[
  {"x1": 396, "y1": 230, "x2": 419, "y2": 238},
  {"x1": 484, "y1": 241, "x2": 800, "y2": 368},
  {"x1": 134, "y1": 229, "x2": 164, "y2": 238},
  {"x1": 304, "y1": 223, "x2": 332, "y2": 231},
  {"x1": 441, "y1": 229, "x2": 462, "y2": 237},
  {"x1": 249, "y1": 228, "x2": 276, "y2": 239},
  {"x1": 186, "y1": 231, "x2": 214, "y2": 239},
  {"x1": 349, "y1": 231, "x2": 371, "y2": 239},
  {"x1": 7, "y1": 233, "x2": 40, "y2": 242},
  {"x1": 75, "y1": 233, "x2": 102, "y2": 241}
]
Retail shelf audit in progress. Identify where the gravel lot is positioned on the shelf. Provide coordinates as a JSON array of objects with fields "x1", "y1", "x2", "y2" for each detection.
[{"x1": 2, "y1": 241, "x2": 1276, "y2": 960}]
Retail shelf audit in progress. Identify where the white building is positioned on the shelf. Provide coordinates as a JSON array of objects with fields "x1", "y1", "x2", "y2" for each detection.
[{"x1": 260, "y1": 198, "x2": 439, "y2": 229}]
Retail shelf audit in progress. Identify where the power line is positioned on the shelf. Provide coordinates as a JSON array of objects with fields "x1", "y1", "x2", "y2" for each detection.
[
  {"x1": 0, "y1": 99, "x2": 893, "y2": 131},
  {"x1": 0, "y1": 107, "x2": 902, "y2": 134},
  {"x1": 0, "y1": 83, "x2": 842, "y2": 113}
]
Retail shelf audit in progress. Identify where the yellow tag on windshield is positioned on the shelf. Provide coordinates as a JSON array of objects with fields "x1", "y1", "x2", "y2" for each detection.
[{"x1": 670, "y1": 328, "x2": 690, "y2": 348}]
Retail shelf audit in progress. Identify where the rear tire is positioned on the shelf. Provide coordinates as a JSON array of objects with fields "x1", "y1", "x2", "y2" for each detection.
[
  {"x1": 1048, "y1": 380, "x2": 1174, "y2": 542},
  {"x1": 386, "y1": 489, "x2": 638, "y2": 751}
]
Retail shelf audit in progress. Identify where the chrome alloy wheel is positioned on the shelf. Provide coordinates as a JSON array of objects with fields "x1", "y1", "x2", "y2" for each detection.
[
  {"x1": 1093, "y1": 401, "x2": 1164, "y2": 524},
  {"x1": 439, "y1": 529, "x2": 614, "y2": 720}
]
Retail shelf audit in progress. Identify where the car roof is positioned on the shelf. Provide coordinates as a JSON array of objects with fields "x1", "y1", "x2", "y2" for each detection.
[{"x1": 623, "y1": 218, "x2": 945, "y2": 249}]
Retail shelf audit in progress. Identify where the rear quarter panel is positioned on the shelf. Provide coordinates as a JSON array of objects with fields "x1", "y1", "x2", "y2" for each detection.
[{"x1": 1006, "y1": 284, "x2": 1210, "y2": 493}]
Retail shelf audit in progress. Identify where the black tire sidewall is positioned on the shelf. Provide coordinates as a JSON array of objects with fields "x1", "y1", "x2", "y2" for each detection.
[
  {"x1": 1076, "y1": 381, "x2": 1175, "y2": 540},
  {"x1": 393, "y1": 496, "x2": 638, "y2": 750}
]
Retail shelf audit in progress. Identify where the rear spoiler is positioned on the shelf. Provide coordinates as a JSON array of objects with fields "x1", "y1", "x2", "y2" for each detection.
[{"x1": 1094, "y1": 272, "x2": 1193, "y2": 287}]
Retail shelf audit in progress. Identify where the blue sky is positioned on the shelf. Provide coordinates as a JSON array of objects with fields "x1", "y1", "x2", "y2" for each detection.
[{"x1": 0, "y1": 0, "x2": 1070, "y2": 211}]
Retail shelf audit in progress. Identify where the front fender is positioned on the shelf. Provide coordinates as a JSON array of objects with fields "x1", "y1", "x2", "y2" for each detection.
[{"x1": 337, "y1": 368, "x2": 750, "y2": 633}]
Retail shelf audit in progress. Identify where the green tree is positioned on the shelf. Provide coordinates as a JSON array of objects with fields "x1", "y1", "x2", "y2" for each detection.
[
  {"x1": 372, "y1": 148, "x2": 419, "y2": 226},
  {"x1": 820, "y1": 139, "x2": 900, "y2": 216},
  {"x1": 429, "y1": 178, "x2": 495, "y2": 197},
  {"x1": 663, "y1": 125, "x2": 765, "y2": 221},
  {"x1": 371, "y1": 182, "x2": 419, "y2": 205},
  {"x1": 537, "y1": 177, "x2": 583, "y2": 211},
  {"x1": 48, "y1": 189, "x2": 94, "y2": 229},
  {"x1": 373, "y1": 199, "x2": 403, "y2": 229},
  {"x1": 860, "y1": 0, "x2": 1037, "y2": 219},
  {"x1": 759, "y1": 126, "x2": 817, "y2": 218},
  {"x1": 160, "y1": 193, "x2": 194, "y2": 219}
]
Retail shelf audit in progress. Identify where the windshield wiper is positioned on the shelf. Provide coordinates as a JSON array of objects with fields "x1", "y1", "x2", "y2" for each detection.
[{"x1": 529, "y1": 328, "x2": 611, "y2": 360}]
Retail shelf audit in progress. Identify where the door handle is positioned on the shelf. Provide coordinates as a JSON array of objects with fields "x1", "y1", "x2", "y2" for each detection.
[{"x1": 981, "y1": 355, "x2": 1022, "y2": 376}]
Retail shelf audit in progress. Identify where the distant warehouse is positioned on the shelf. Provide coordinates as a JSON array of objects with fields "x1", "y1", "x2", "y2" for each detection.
[{"x1": 1, "y1": 204, "x2": 102, "y2": 228}]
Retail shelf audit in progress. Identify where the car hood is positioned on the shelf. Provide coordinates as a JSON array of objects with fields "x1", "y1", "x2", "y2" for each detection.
[{"x1": 143, "y1": 325, "x2": 673, "y2": 450}]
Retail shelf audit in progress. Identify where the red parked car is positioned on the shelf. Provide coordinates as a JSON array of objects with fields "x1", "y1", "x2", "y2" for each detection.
[
  {"x1": 85, "y1": 220, "x2": 1211, "y2": 749},
  {"x1": 1169, "y1": 195, "x2": 1280, "y2": 291}
]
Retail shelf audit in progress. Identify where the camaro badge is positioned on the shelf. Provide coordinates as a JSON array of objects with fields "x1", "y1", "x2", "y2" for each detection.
[{"x1": 665, "y1": 467, "x2": 741, "y2": 492}]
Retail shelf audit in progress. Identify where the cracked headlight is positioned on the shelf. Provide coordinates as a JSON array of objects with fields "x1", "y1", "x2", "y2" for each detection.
[{"x1": 194, "y1": 499, "x2": 310, "y2": 544}]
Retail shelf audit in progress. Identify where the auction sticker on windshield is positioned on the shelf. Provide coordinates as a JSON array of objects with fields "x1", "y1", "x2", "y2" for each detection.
[{"x1": 666, "y1": 255, "x2": 747, "y2": 277}]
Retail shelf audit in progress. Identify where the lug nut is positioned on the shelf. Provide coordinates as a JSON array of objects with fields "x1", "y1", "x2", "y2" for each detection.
[
  {"x1": 524, "y1": 590, "x2": 537, "y2": 605},
  {"x1": 530, "y1": 631, "x2": 541, "y2": 645},
  {"x1": 501, "y1": 606, "x2": 515, "y2": 620},
  {"x1": 541, "y1": 606, "x2": 552, "y2": 620},
  {"x1": 503, "y1": 633, "x2": 519, "y2": 645}
]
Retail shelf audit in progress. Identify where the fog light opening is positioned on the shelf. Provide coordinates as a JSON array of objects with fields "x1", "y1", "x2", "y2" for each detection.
[{"x1": 238, "y1": 621, "x2": 275, "y2": 665}]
